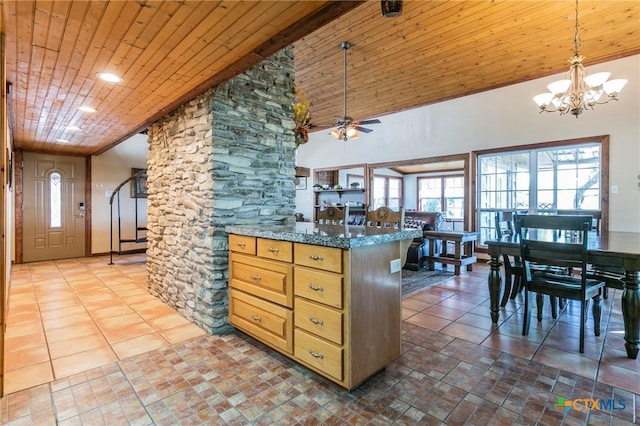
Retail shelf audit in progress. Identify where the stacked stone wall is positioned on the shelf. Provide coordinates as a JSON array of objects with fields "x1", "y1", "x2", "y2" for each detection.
[{"x1": 146, "y1": 47, "x2": 296, "y2": 333}]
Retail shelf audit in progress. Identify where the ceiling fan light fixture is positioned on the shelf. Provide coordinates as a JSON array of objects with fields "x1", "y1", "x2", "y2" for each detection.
[{"x1": 330, "y1": 41, "x2": 381, "y2": 142}]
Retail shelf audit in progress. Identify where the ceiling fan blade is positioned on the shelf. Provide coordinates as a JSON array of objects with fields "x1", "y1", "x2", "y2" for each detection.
[
  {"x1": 354, "y1": 126, "x2": 374, "y2": 133},
  {"x1": 355, "y1": 119, "x2": 381, "y2": 125}
]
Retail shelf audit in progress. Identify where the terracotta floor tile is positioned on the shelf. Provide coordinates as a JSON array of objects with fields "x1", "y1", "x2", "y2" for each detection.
[
  {"x1": 600, "y1": 345, "x2": 640, "y2": 372},
  {"x1": 134, "y1": 303, "x2": 183, "y2": 320},
  {"x1": 481, "y1": 334, "x2": 539, "y2": 360},
  {"x1": 146, "y1": 313, "x2": 192, "y2": 331},
  {"x1": 48, "y1": 333, "x2": 110, "y2": 359},
  {"x1": 5, "y1": 322, "x2": 44, "y2": 339},
  {"x1": 101, "y1": 322, "x2": 155, "y2": 344},
  {"x1": 51, "y1": 347, "x2": 118, "y2": 379},
  {"x1": 401, "y1": 298, "x2": 432, "y2": 312},
  {"x1": 455, "y1": 312, "x2": 497, "y2": 331},
  {"x1": 597, "y1": 363, "x2": 640, "y2": 394},
  {"x1": 42, "y1": 312, "x2": 94, "y2": 331},
  {"x1": 3, "y1": 258, "x2": 638, "y2": 425},
  {"x1": 5, "y1": 345, "x2": 51, "y2": 371},
  {"x1": 439, "y1": 322, "x2": 492, "y2": 344},
  {"x1": 89, "y1": 304, "x2": 136, "y2": 319},
  {"x1": 158, "y1": 323, "x2": 207, "y2": 344},
  {"x1": 424, "y1": 305, "x2": 466, "y2": 321},
  {"x1": 111, "y1": 333, "x2": 169, "y2": 359},
  {"x1": 402, "y1": 307, "x2": 419, "y2": 320},
  {"x1": 4, "y1": 362, "x2": 54, "y2": 394},
  {"x1": 5, "y1": 332, "x2": 48, "y2": 353},
  {"x1": 94, "y1": 313, "x2": 145, "y2": 330},
  {"x1": 438, "y1": 297, "x2": 478, "y2": 312},
  {"x1": 532, "y1": 346, "x2": 599, "y2": 381},
  {"x1": 45, "y1": 322, "x2": 102, "y2": 343},
  {"x1": 39, "y1": 304, "x2": 89, "y2": 321},
  {"x1": 405, "y1": 312, "x2": 452, "y2": 332}
]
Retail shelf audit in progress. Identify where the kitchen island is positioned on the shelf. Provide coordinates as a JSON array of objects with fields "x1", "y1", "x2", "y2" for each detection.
[{"x1": 225, "y1": 222, "x2": 420, "y2": 390}]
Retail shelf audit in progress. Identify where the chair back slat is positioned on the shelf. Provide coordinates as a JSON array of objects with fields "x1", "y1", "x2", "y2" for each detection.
[
  {"x1": 515, "y1": 214, "x2": 592, "y2": 280},
  {"x1": 365, "y1": 207, "x2": 404, "y2": 228},
  {"x1": 317, "y1": 206, "x2": 349, "y2": 225}
]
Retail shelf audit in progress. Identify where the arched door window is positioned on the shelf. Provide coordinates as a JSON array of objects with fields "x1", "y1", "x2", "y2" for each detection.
[{"x1": 50, "y1": 172, "x2": 62, "y2": 228}]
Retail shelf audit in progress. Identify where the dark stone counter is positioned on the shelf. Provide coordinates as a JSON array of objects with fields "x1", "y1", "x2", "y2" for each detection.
[{"x1": 225, "y1": 222, "x2": 421, "y2": 249}]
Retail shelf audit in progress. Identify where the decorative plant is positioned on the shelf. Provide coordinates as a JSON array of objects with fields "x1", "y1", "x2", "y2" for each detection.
[{"x1": 293, "y1": 89, "x2": 312, "y2": 147}]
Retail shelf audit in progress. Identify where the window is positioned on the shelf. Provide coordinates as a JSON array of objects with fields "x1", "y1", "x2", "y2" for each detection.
[
  {"x1": 476, "y1": 141, "x2": 603, "y2": 245},
  {"x1": 372, "y1": 175, "x2": 403, "y2": 209},
  {"x1": 50, "y1": 172, "x2": 62, "y2": 228},
  {"x1": 418, "y1": 175, "x2": 464, "y2": 217}
]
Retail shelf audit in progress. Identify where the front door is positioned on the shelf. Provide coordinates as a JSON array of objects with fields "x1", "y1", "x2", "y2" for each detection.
[{"x1": 23, "y1": 153, "x2": 86, "y2": 262}]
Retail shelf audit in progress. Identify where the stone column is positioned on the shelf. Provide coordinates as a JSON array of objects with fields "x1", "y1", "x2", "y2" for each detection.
[{"x1": 146, "y1": 47, "x2": 296, "y2": 334}]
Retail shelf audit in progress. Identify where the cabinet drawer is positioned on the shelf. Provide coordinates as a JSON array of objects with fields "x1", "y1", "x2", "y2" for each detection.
[
  {"x1": 294, "y1": 267, "x2": 343, "y2": 309},
  {"x1": 295, "y1": 298, "x2": 343, "y2": 345},
  {"x1": 229, "y1": 253, "x2": 293, "y2": 308},
  {"x1": 257, "y1": 239, "x2": 293, "y2": 262},
  {"x1": 294, "y1": 244, "x2": 343, "y2": 273},
  {"x1": 229, "y1": 289, "x2": 293, "y2": 354},
  {"x1": 229, "y1": 234, "x2": 256, "y2": 255},
  {"x1": 294, "y1": 329, "x2": 343, "y2": 381}
]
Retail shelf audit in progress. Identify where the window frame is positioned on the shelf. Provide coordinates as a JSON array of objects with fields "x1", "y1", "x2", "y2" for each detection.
[
  {"x1": 371, "y1": 174, "x2": 403, "y2": 209},
  {"x1": 417, "y1": 173, "x2": 465, "y2": 218},
  {"x1": 472, "y1": 135, "x2": 610, "y2": 249}
]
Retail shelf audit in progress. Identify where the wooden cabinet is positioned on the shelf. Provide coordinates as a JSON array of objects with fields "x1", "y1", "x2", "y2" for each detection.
[{"x1": 228, "y1": 235, "x2": 402, "y2": 390}]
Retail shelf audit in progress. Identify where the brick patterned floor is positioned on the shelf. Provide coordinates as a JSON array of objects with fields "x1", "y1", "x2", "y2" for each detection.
[{"x1": 2, "y1": 258, "x2": 639, "y2": 425}]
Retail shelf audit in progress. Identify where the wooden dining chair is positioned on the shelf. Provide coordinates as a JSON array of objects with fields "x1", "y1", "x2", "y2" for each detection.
[
  {"x1": 317, "y1": 206, "x2": 349, "y2": 225},
  {"x1": 365, "y1": 206, "x2": 405, "y2": 228},
  {"x1": 514, "y1": 214, "x2": 606, "y2": 353},
  {"x1": 495, "y1": 211, "x2": 525, "y2": 307}
]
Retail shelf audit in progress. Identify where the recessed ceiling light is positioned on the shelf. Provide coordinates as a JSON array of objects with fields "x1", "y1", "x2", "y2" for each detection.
[
  {"x1": 79, "y1": 106, "x2": 97, "y2": 113},
  {"x1": 97, "y1": 72, "x2": 123, "y2": 83},
  {"x1": 66, "y1": 125, "x2": 80, "y2": 131},
  {"x1": 57, "y1": 139, "x2": 70, "y2": 143}
]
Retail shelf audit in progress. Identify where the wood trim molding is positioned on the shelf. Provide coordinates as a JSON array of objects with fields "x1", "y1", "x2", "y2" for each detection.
[{"x1": 14, "y1": 149, "x2": 22, "y2": 264}]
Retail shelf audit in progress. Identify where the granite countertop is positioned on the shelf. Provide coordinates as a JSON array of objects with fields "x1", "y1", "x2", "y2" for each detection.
[{"x1": 225, "y1": 222, "x2": 421, "y2": 249}]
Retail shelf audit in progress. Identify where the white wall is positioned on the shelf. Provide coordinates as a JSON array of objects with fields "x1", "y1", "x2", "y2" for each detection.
[
  {"x1": 296, "y1": 55, "x2": 640, "y2": 232},
  {"x1": 91, "y1": 133, "x2": 148, "y2": 254}
]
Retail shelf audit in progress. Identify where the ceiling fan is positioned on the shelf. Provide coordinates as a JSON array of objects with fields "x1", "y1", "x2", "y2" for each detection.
[{"x1": 330, "y1": 41, "x2": 381, "y2": 141}]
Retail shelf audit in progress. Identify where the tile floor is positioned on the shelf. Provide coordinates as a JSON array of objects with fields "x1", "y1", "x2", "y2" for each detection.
[{"x1": 1, "y1": 255, "x2": 639, "y2": 425}]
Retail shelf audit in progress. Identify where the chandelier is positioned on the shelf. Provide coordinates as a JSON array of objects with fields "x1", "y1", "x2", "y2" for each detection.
[{"x1": 533, "y1": 0, "x2": 627, "y2": 117}]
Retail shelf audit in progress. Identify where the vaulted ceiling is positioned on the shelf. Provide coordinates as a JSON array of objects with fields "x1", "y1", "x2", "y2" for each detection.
[{"x1": 3, "y1": 1, "x2": 639, "y2": 156}]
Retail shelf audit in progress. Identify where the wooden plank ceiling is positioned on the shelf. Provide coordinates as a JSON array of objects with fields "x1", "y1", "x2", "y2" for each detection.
[{"x1": 3, "y1": 0, "x2": 639, "y2": 156}]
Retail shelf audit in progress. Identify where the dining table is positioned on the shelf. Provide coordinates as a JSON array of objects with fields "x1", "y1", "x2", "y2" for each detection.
[{"x1": 486, "y1": 231, "x2": 640, "y2": 359}]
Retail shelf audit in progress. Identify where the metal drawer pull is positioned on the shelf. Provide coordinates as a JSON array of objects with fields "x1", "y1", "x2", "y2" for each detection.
[
  {"x1": 251, "y1": 275, "x2": 261, "y2": 281},
  {"x1": 268, "y1": 247, "x2": 280, "y2": 253},
  {"x1": 237, "y1": 242, "x2": 246, "y2": 248},
  {"x1": 308, "y1": 284, "x2": 324, "y2": 292},
  {"x1": 308, "y1": 316, "x2": 324, "y2": 326},
  {"x1": 251, "y1": 315, "x2": 261, "y2": 322},
  {"x1": 308, "y1": 349, "x2": 324, "y2": 359},
  {"x1": 308, "y1": 254, "x2": 324, "y2": 261}
]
